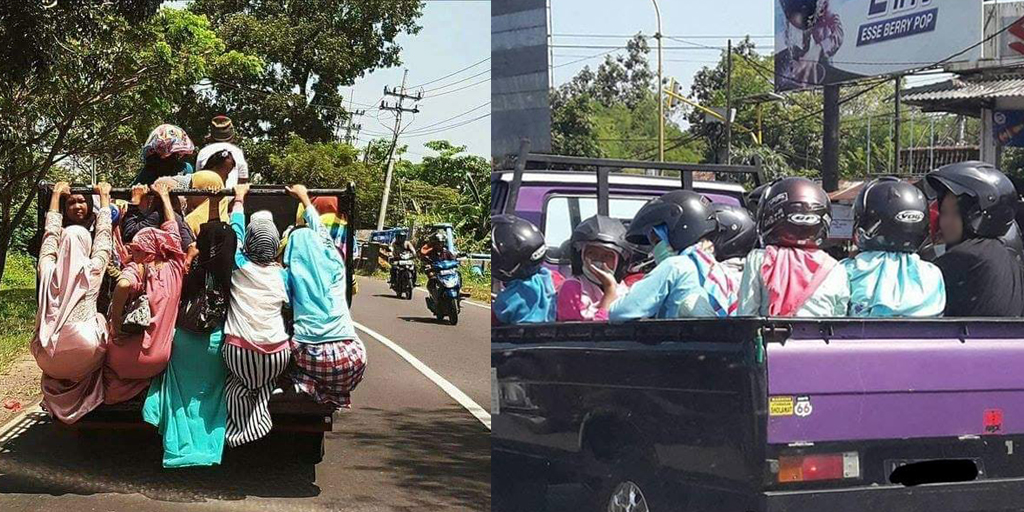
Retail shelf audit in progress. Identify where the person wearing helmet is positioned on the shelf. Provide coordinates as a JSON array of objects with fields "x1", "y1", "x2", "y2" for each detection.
[
  {"x1": 555, "y1": 215, "x2": 631, "y2": 322},
  {"x1": 843, "y1": 178, "x2": 945, "y2": 317},
  {"x1": 491, "y1": 215, "x2": 557, "y2": 325},
  {"x1": 588, "y1": 190, "x2": 736, "y2": 321},
  {"x1": 926, "y1": 162, "x2": 1024, "y2": 317},
  {"x1": 389, "y1": 230, "x2": 416, "y2": 286},
  {"x1": 738, "y1": 177, "x2": 849, "y2": 317},
  {"x1": 712, "y1": 204, "x2": 758, "y2": 284}
]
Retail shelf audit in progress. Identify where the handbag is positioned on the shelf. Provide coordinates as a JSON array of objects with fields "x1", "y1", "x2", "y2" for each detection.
[
  {"x1": 120, "y1": 264, "x2": 151, "y2": 335},
  {"x1": 178, "y1": 267, "x2": 228, "y2": 333}
]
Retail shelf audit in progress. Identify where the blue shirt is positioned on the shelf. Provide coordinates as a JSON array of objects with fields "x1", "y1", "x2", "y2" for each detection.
[
  {"x1": 493, "y1": 268, "x2": 557, "y2": 324},
  {"x1": 609, "y1": 250, "x2": 732, "y2": 322}
]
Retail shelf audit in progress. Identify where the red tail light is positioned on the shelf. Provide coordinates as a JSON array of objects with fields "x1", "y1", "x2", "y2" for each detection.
[{"x1": 777, "y1": 452, "x2": 860, "y2": 483}]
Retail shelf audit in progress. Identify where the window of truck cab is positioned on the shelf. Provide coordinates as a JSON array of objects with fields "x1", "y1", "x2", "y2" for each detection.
[{"x1": 541, "y1": 192, "x2": 742, "y2": 249}]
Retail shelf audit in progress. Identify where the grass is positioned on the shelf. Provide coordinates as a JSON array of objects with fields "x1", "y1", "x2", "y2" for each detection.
[
  {"x1": 360, "y1": 263, "x2": 492, "y2": 303},
  {"x1": 0, "y1": 252, "x2": 36, "y2": 374}
]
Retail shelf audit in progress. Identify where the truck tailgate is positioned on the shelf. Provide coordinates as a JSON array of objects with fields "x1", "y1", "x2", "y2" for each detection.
[{"x1": 765, "y1": 321, "x2": 1024, "y2": 445}]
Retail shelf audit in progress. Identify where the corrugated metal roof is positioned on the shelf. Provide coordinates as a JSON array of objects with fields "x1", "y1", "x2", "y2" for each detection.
[{"x1": 902, "y1": 74, "x2": 1024, "y2": 102}]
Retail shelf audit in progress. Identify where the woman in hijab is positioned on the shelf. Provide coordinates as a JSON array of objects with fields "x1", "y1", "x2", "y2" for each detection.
[
  {"x1": 122, "y1": 181, "x2": 195, "y2": 253},
  {"x1": 295, "y1": 196, "x2": 349, "y2": 260},
  {"x1": 281, "y1": 185, "x2": 366, "y2": 409},
  {"x1": 143, "y1": 195, "x2": 235, "y2": 468},
  {"x1": 133, "y1": 124, "x2": 195, "y2": 186},
  {"x1": 183, "y1": 171, "x2": 228, "y2": 237},
  {"x1": 32, "y1": 181, "x2": 113, "y2": 423},
  {"x1": 221, "y1": 184, "x2": 291, "y2": 447},
  {"x1": 105, "y1": 181, "x2": 186, "y2": 404}
]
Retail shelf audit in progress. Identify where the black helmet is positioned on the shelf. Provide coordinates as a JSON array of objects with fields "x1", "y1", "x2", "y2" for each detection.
[
  {"x1": 1000, "y1": 220, "x2": 1024, "y2": 266},
  {"x1": 758, "y1": 177, "x2": 832, "y2": 248},
  {"x1": 926, "y1": 161, "x2": 1017, "y2": 238},
  {"x1": 625, "y1": 190, "x2": 717, "y2": 251},
  {"x1": 570, "y1": 215, "x2": 630, "y2": 279},
  {"x1": 746, "y1": 183, "x2": 769, "y2": 215},
  {"x1": 712, "y1": 204, "x2": 757, "y2": 261},
  {"x1": 853, "y1": 177, "x2": 929, "y2": 253},
  {"x1": 491, "y1": 215, "x2": 547, "y2": 282}
]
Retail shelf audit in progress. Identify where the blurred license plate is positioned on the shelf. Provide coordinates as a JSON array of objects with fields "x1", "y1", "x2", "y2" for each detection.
[
  {"x1": 439, "y1": 269, "x2": 457, "y2": 276},
  {"x1": 885, "y1": 458, "x2": 985, "y2": 478}
]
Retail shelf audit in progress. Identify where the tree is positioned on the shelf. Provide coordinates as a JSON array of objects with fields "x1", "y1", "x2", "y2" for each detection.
[
  {"x1": 187, "y1": 0, "x2": 423, "y2": 143},
  {"x1": 0, "y1": 5, "x2": 261, "y2": 281},
  {"x1": 551, "y1": 34, "x2": 703, "y2": 161},
  {"x1": 266, "y1": 136, "x2": 383, "y2": 229}
]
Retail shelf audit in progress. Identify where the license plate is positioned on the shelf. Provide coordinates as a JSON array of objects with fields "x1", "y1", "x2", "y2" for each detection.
[
  {"x1": 439, "y1": 269, "x2": 457, "y2": 276},
  {"x1": 885, "y1": 458, "x2": 986, "y2": 479}
]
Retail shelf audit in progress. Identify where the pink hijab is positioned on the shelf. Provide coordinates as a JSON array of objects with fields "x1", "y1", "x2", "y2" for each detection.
[
  {"x1": 128, "y1": 226, "x2": 185, "y2": 263},
  {"x1": 760, "y1": 246, "x2": 837, "y2": 317},
  {"x1": 36, "y1": 226, "x2": 95, "y2": 356}
]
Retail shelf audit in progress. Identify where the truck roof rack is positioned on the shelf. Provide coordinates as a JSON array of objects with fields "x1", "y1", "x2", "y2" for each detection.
[{"x1": 502, "y1": 139, "x2": 764, "y2": 216}]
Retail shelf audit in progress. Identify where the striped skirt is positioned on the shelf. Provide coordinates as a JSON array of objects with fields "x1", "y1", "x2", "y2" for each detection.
[{"x1": 222, "y1": 343, "x2": 290, "y2": 448}]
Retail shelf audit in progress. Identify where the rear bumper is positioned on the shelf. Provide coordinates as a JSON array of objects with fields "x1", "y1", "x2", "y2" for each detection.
[{"x1": 764, "y1": 477, "x2": 1024, "y2": 512}]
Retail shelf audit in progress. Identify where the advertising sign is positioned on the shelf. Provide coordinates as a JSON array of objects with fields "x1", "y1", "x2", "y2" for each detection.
[
  {"x1": 994, "y1": 110, "x2": 1024, "y2": 148},
  {"x1": 775, "y1": 0, "x2": 982, "y2": 92}
]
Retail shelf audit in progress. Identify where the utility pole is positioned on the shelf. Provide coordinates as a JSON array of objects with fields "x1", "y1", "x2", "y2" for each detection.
[
  {"x1": 377, "y1": 69, "x2": 421, "y2": 231},
  {"x1": 822, "y1": 84, "x2": 840, "y2": 192},
  {"x1": 651, "y1": 0, "x2": 664, "y2": 163},
  {"x1": 894, "y1": 75, "x2": 902, "y2": 174},
  {"x1": 343, "y1": 95, "x2": 366, "y2": 145},
  {"x1": 725, "y1": 39, "x2": 733, "y2": 165}
]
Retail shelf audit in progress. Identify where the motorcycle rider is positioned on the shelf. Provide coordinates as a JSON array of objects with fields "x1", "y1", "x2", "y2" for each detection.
[
  {"x1": 492, "y1": 215, "x2": 557, "y2": 325},
  {"x1": 388, "y1": 230, "x2": 416, "y2": 287},
  {"x1": 556, "y1": 215, "x2": 631, "y2": 322},
  {"x1": 926, "y1": 162, "x2": 1024, "y2": 317},
  {"x1": 737, "y1": 177, "x2": 849, "y2": 317},
  {"x1": 590, "y1": 190, "x2": 736, "y2": 321},
  {"x1": 844, "y1": 177, "x2": 945, "y2": 317}
]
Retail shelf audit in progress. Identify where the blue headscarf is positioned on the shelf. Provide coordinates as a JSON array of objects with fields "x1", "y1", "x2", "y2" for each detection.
[
  {"x1": 494, "y1": 268, "x2": 557, "y2": 324},
  {"x1": 283, "y1": 226, "x2": 357, "y2": 342},
  {"x1": 843, "y1": 251, "x2": 946, "y2": 317}
]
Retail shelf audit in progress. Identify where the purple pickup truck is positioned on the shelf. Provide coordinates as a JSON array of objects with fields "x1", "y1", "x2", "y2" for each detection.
[{"x1": 491, "y1": 155, "x2": 1024, "y2": 512}]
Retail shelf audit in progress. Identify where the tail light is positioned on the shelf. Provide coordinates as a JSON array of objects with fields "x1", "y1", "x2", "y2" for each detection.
[{"x1": 776, "y1": 452, "x2": 860, "y2": 483}]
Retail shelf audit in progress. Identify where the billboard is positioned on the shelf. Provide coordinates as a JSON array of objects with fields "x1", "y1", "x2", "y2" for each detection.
[
  {"x1": 774, "y1": 0, "x2": 982, "y2": 92},
  {"x1": 994, "y1": 111, "x2": 1024, "y2": 148},
  {"x1": 492, "y1": 0, "x2": 551, "y2": 160}
]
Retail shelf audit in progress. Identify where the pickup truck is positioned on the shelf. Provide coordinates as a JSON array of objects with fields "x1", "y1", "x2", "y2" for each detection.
[
  {"x1": 493, "y1": 318, "x2": 1024, "y2": 512},
  {"x1": 491, "y1": 154, "x2": 1024, "y2": 511},
  {"x1": 37, "y1": 182, "x2": 358, "y2": 464}
]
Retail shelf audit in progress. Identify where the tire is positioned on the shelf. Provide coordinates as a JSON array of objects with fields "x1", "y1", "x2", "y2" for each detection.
[
  {"x1": 585, "y1": 450, "x2": 669, "y2": 512},
  {"x1": 448, "y1": 305, "x2": 459, "y2": 325}
]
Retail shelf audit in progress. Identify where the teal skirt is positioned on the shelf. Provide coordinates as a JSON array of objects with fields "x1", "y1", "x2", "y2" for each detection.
[{"x1": 143, "y1": 326, "x2": 228, "y2": 468}]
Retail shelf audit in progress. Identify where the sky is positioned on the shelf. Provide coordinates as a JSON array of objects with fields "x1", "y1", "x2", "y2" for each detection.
[
  {"x1": 347, "y1": 0, "x2": 490, "y2": 162},
  {"x1": 549, "y1": 0, "x2": 951, "y2": 123}
]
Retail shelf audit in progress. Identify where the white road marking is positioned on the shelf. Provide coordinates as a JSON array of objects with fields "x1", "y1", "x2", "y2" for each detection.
[{"x1": 353, "y1": 321, "x2": 491, "y2": 430}]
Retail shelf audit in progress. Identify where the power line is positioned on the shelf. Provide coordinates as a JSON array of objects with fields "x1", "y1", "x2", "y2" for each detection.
[
  {"x1": 400, "y1": 113, "x2": 491, "y2": 138},
  {"x1": 420, "y1": 68, "x2": 490, "y2": 93},
  {"x1": 552, "y1": 33, "x2": 773, "y2": 40},
  {"x1": 409, "y1": 57, "x2": 490, "y2": 89},
  {"x1": 403, "y1": 101, "x2": 490, "y2": 133},
  {"x1": 377, "y1": 70, "x2": 421, "y2": 230},
  {"x1": 423, "y1": 76, "x2": 490, "y2": 98}
]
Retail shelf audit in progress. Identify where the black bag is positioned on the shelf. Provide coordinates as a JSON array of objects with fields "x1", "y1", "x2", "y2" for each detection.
[{"x1": 178, "y1": 269, "x2": 228, "y2": 334}]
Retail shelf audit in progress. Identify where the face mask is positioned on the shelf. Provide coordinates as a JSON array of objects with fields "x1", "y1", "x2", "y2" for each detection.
[{"x1": 653, "y1": 240, "x2": 676, "y2": 264}]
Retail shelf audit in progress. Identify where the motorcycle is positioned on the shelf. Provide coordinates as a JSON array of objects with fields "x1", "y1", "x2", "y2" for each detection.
[
  {"x1": 390, "y1": 250, "x2": 417, "y2": 300},
  {"x1": 425, "y1": 259, "x2": 462, "y2": 325}
]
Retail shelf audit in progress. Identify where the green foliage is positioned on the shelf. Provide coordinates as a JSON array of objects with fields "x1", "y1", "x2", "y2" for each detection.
[
  {"x1": 187, "y1": 0, "x2": 423, "y2": 142},
  {"x1": 0, "y1": 253, "x2": 36, "y2": 373},
  {"x1": 266, "y1": 135, "x2": 383, "y2": 229},
  {"x1": 0, "y1": 5, "x2": 262, "y2": 282},
  {"x1": 551, "y1": 34, "x2": 704, "y2": 161}
]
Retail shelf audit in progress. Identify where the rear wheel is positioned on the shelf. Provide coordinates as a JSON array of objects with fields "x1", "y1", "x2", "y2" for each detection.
[{"x1": 584, "y1": 446, "x2": 669, "y2": 512}]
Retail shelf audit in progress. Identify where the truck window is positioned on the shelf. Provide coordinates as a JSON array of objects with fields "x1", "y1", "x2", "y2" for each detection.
[
  {"x1": 491, "y1": 180, "x2": 508, "y2": 215},
  {"x1": 543, "y1": 195, "x2": 649, "y2": 248},
  {"x1": 542, "y1": 192, "x2": 743, "y2": 249}
]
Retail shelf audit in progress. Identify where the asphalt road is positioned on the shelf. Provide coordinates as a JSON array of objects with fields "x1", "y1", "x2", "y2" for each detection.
[{"x1": 0, "y1": 276, "x2": 491, "y2": 511}]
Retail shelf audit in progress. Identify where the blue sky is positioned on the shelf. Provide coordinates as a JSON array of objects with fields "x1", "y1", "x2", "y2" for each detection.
[{"x1": 348, "y1": 1, "x2": 490, "y2": 161}]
